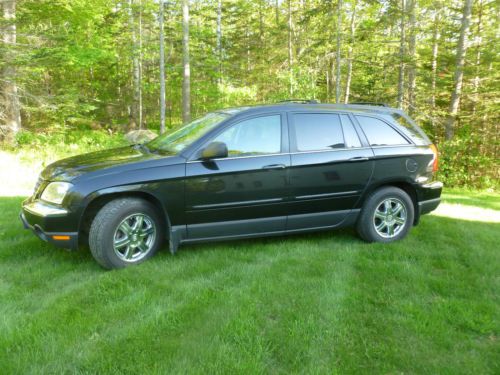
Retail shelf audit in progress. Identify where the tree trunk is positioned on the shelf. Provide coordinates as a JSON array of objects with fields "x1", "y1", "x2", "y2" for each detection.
[
  {"x1": 159, "y1": 0, "x2": 166, "y2": 134},
  {"x1": 444, "y1": 0, "x2": 473, "y2": 140},
  {"x1": 335, "y1": 0, "x2": 343, "y2": 103},
  {"x1": 430, "y1": 9, "x2": 440, "y2": 111},
  {"x1": 344, "y1": 0, "x2": 357, "y2": 104},
  {"x1": 275, "y1": 0, "x2": 279, "y2": 26},
  {"x1": 472, "y1": 0, "x2": 483, "y2": 116},
  {"x1": 128, "y1": 0, "x2": 141, "y2": 129},
  {"x1": 288, "y1": 0, "x2": 293, "y2": 96},
  {"x1": 407, "y1": 0, "x2": 416, "y2": 115},
  {"x1": 397, "y1": 0, "x2": 406, "y2": 109},
  {"x1": 216, "y1": 0, "x2": 222, "y2": 85},
  {"x1": 138, "y1": 0, "x2": 143, "y2": 128},
  {"x1": 2, "y1": 0, "x2": 21, "y2": 142},
  {"x1": 182, "y1": 0, "x2": 191, "y2": 123}
]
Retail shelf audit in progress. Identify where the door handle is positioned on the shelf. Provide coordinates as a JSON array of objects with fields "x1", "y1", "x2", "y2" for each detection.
[
  {"x1": 348, "y1": 157, "x2": 370, "y2": 162},
  {"x1": 262, "y1": 164, "x2": 286, "y2": 170}
]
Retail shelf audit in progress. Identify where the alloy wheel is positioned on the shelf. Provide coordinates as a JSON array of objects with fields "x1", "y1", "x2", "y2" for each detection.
[
  {"x1": 113, "y1": 213, "x2": 157, "y2": 262},
  {"x1": 372, "y1": 198, "x2": 407, "y2": 239}
]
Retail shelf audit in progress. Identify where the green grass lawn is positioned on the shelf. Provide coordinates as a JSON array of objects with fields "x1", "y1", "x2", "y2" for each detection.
[{"x1": 0, "y1": 192, "x2": 498, "y2": 374}]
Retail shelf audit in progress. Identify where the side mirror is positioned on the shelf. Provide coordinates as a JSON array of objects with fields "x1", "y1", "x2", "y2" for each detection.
[{"x1": 200, "y1": 141, "x2": 228, "y2": 160}]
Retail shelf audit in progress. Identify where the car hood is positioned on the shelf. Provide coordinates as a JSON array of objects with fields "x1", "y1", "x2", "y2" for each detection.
[{"x1": 41, "y1": 146, "x2": 171, "y2": 181}]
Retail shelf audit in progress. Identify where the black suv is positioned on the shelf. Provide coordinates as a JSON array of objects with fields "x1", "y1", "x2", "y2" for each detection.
[{"x1": 20, "y1": 103, "x2": 442, "y2": 269}]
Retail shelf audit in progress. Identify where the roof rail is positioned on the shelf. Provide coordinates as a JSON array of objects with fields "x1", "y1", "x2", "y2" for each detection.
[
  {"x1": 350, "y1": 102, "x2": 389, "y2": 107},
  {"x1": 278, "y1": 99, "x2": 320, "y2": 104}
]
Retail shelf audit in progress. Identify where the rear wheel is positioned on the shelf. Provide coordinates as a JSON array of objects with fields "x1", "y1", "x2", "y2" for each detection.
[
  {"x1": 356, "y1": 187, "x2": 414, "y2": 243},
  {"x1": 89, "y1": 198, "x2": 164, "y2": 269}
]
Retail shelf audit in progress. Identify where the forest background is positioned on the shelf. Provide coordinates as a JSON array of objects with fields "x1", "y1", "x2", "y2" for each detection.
[{"x1": 0, "y1": 0, "x2": 498, "y2": 189}]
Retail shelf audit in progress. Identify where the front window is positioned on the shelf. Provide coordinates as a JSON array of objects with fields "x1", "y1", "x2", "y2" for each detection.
[
  {"x1": 148, "y1": 112, "x2": 229, "y2": 153},
  {"x1": 212, "y1": 115, "x2": 282, "y2": 157}
]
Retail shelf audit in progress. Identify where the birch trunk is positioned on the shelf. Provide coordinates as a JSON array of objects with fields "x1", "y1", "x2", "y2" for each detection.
[
  {"x1": 159, "y1": 0, "x2": 166, "y2": 134},
  {"x1": 288, "y1": 0, "x2": 293, "y2": 96},
  {"x1": 216, "y1": 0, "x2": 222, "y2": 85},
  {"x1": 444, "y1": 0, "x2": 473, "y2": 140},
  {"x1": 430, "y1": 9, "x2": 440, "y2": 111},
  {"x1": 344, "y1": 0, "x2": 357, "y2": 104},
  {"x1": 407, "y1": 0, "x2": 417, "y2": 115},
  {"x1": 397, "y1": 0, "x2": 406, "y2": 109},
  {"x1": 335, "y1": 0, "x2": 343, "y2": 103},
  {"x1": 472, "y1": 0, "x2": 483, "y2": 116},
  {"x1": 128, "y1": 0, "x2": 141, "y2": 129},
  {"x1": 2, "y1": 0, "x2": 21, "y2": 141},
  {"x1": 182, "y1": 0, "x2": 191, "y2": 123}
]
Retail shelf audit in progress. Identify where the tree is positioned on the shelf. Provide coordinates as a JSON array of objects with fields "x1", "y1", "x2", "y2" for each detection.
[
  {"x1": 2, "y1": 0, "x2": 21, "y2": 142},
  {"x1": 407, "y1": 0, "x2": 417, "y2": 115},
  {"x1": 430, "y1": 6, "x2": 440, "y2": 111},
  {"x1": 335, "y1": 0, "x2": 343, "y2": 103},
  {"x1": 444, "y1": 0, "x2": 473, "y2": 140},
  {"x1": 128, "y1": 0, "x2": 142, "y2": 129},
  {"x1": 159, "y1": 0, "x2": 166, "y2": 134},
  {"x1": 182, "y1": 0, "x2": 191, "y2": 123},
  {"x1": 397, "y1": 0, "x2": 406, "y2": 109},
  {"x1": 216, "y1": 0, "x2": 222, "y2": 85},
  {"x1": 287, "y1": 0, "x2": 293, "y2": 96},
  {"x1": 344, "y1": 0, "x2": 357, "y2": 104}
]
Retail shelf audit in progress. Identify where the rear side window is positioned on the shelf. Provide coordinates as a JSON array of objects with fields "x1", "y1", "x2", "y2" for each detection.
[
  {"x1": 356, "y1": 116, "x2": 409, "y2": 146},
  {"x1": 390, "y1": 114, "x2": 430, "y2": 145},
  {"x1": 293, "y1": 113, "x2": 344, "y2": 151},
  {"x1": 340, "y1": 114, "x2": 361, "y2": 148}
]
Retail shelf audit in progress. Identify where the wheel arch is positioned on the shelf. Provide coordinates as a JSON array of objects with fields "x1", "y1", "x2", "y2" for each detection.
[{"x1": 359, "y1": 180, "x2": 420, "y2": 225}]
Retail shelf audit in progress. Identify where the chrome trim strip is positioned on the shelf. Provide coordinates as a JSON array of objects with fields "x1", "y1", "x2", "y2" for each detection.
[
  {"x1": 187, "y1": 147, "x2": 375, "y2": 163},
  {"x1": 23, "y1": 201, "x2": 68, "y2": 217},
  {"x1": 191, "y1": 197, "x2": 284, "y2": 210},
  {"x1": 418, "y1": 197, "x2": 441, "y2": 207},
  {"x1": 295, "y1": 191, "x2": 359, "y2": 200}
]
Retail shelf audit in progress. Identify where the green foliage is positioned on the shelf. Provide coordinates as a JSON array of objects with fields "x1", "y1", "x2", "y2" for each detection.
[
  {"x1": 12, "y1": 129, "x2": 128, "y2": 167},
  {"x1": 438, "y1": 136, "x2": 499, "y2": 190},
  {"x1": 1, "y1": 0, "x2": 498, "y2": 189}
]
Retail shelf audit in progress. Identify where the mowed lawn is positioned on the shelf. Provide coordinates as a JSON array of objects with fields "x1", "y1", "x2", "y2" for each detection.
[{"x1": 0, "y1": 191, "x2": 498, "y2": 374}]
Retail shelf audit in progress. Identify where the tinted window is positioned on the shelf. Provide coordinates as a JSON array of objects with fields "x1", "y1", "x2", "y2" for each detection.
[
  {"x1": 213, "y1": 115, "x2": 281, "y2": 157},
  {"x1": 148, "y1": 112, "x2": 229, "y2": 153},
  {"x1": 293, "y1": 113, "x2": 344, "y2": 151},
  {"x1": 356, "y1": 116, "x2": 409, "y2": 146},
  {"x1": 340, "y1": 114, "x2": 361, "y2": 148},
  {"x1": 389, "y1": 113, "x2": 430, "y2": 145}
]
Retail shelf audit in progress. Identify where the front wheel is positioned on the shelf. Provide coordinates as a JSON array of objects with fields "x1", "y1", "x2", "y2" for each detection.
[
  {"x1": 356, "y1": 187, "x2": 414, "y2": 243},
  {"x1": 89, "y1": 198, "x2": 164, "y2": 269}
]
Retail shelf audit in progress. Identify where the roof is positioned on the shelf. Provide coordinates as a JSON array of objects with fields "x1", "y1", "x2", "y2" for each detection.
[{"x1": 217, "y1": 103, "x2": 405, "y2": 117}]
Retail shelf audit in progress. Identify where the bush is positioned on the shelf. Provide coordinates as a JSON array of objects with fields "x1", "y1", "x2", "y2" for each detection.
[{"x1": 438, "y1": 138, "x2": 498, "y2": 190}]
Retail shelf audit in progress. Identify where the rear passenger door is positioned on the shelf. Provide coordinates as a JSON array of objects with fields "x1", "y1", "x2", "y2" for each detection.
[{"x1": 287, "y1": 112, "x2": 374, "y2": 231}]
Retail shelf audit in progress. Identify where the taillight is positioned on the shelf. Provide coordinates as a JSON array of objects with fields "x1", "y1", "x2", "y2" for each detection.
[{"x1": 430, "y1": 144, "x2": 439, "y2": 172}]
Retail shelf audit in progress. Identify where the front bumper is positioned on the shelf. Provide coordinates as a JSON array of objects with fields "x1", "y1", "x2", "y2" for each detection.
[{"x1": 20, "y1": 200, "x2": 79, "y2": 249}]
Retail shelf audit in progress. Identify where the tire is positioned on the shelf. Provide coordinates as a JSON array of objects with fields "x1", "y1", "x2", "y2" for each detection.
[
  {"x1": 89, "y1": 198, "x2": 164, "y2": 269},
  {"x1": 356, "y1": 187, "x2": 414, "y2": 243}
]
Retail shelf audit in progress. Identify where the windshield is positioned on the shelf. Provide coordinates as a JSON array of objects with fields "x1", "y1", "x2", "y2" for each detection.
[{"x1": 147, "y1": 112, "x2": 229, "y2": 153}]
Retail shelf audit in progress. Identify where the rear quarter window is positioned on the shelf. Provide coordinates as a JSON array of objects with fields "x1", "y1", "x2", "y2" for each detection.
[
  {"x1": 388, "y1": 113, "x2": 431, "y2": 145},
  {"x1": 355, "y1": 115, "x2": 410, "y2": 147}
]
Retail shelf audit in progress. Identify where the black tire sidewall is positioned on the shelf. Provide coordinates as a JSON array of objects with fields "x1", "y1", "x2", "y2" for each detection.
[
  {"x1": 90, "y1": 199, "x2": 164, "y2": 269},
  {"x1": 357, "y1": 187, "x2": 415, "y2": 243}
]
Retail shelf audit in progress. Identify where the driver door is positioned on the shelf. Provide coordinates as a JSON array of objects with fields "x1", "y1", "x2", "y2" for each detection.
[{"x1": 184, "y1": 113, "x2": 290, "y2": 239}]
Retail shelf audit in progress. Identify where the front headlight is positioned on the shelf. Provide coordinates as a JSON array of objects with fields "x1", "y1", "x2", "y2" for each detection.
[{"x1": 41, "y1": 182, "x2": 73, "y2": 205}]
